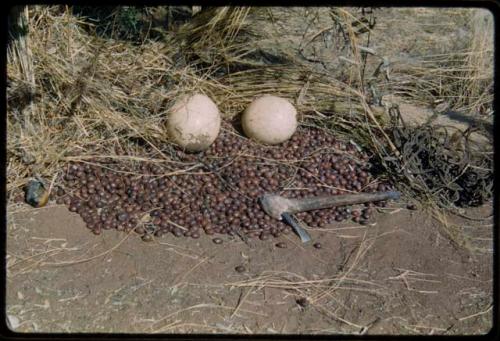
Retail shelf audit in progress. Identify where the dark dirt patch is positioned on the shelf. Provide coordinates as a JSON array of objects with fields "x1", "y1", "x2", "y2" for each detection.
[{"x1": 6, "y1": 201, "x2": 492, "y2": 334}]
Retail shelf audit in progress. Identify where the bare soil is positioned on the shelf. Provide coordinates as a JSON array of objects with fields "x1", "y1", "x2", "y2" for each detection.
[{"x1": 6, "y1": 200, "x2": 492, "y2": 334}]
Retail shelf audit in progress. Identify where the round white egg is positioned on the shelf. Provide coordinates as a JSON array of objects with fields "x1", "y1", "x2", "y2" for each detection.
[
  {"x1": 167, "y1": 93, "x2": 221, "y2": 152},
  {"x1": 242, "y1": 95, "x2": 297, "y2": 145}
]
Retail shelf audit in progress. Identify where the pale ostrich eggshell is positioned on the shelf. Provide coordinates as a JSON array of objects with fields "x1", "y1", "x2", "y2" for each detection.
[
  {"x1": 167, "y1": 94, "x2": 221, "y2": 151},
  {"x1": 242, "y1": 95, "x2": 297, "y2": 145}
]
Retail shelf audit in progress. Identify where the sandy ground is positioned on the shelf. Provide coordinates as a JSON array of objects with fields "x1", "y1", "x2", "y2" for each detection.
[{"x1": 6, "y1": 200, "x2": 493, "y2": 334}]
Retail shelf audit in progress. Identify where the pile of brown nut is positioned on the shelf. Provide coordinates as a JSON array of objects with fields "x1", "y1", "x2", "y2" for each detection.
[{"x1": 54, "y1": 127, "x2": 391, "y2": 241}]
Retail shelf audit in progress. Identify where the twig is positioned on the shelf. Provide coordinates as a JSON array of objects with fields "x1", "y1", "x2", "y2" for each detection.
[
  {"x1": 458, "y1": 304, "x2": 492, "y2": 321},
  {"x1": 173, "y1": 256, "x2": 210, "y2": 287},
  {"x1": 40, "y1": 228, "x2": 136, "y2": 267},
  {"x1": 231, "y1": 287, "x2": 254, "y2": 319}
]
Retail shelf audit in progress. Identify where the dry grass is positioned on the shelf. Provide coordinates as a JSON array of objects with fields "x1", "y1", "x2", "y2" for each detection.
[
  {"x1": 376, "y1": 8, "x2": 493, "y2": 116},
  {"x1": 431, "y1": 205, "x2": 493, "y2": 254}
]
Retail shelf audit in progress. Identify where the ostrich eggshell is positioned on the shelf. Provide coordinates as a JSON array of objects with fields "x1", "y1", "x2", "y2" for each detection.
[
  {"x1": 242, "y1": 95, "x2": 297, "y2": 145},
  {"x1": 167, "y1": 93, "x2": 221, "y2": 151}
]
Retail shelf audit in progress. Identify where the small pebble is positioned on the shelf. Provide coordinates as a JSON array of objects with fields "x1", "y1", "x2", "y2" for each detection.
[
  {"x1": 7, "y1": 315, "x2": 20, "y2": 330},
  {"x1": 313, "y1": 242, "x2": 322, "y2": 249},
  {"x1": 275, "y1": 242, "x2": 287, "y2": 248},
  {"x1": 407, "y1": 203, "x2": 417, "y2": 210},
  {"x1": 141, "y1": 234, "x2": 153, "y2": 242},
  {"x1": 235, "y1": 265, "x2": 246, "y2": 273},
  {"x1": 213, "y1": 238, "x2": 223, "y2": 244},
  {"x1": 296, "y1": 297, "x2": 308, "y2": 307},
  {"x1": 259, "y1": 233, "x2": 270, "y2": 241}
]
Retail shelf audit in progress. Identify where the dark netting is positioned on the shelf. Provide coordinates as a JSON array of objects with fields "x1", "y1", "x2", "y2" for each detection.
[{"x1": 371, "y1": 107, "x2": 493, "y2": 208}]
